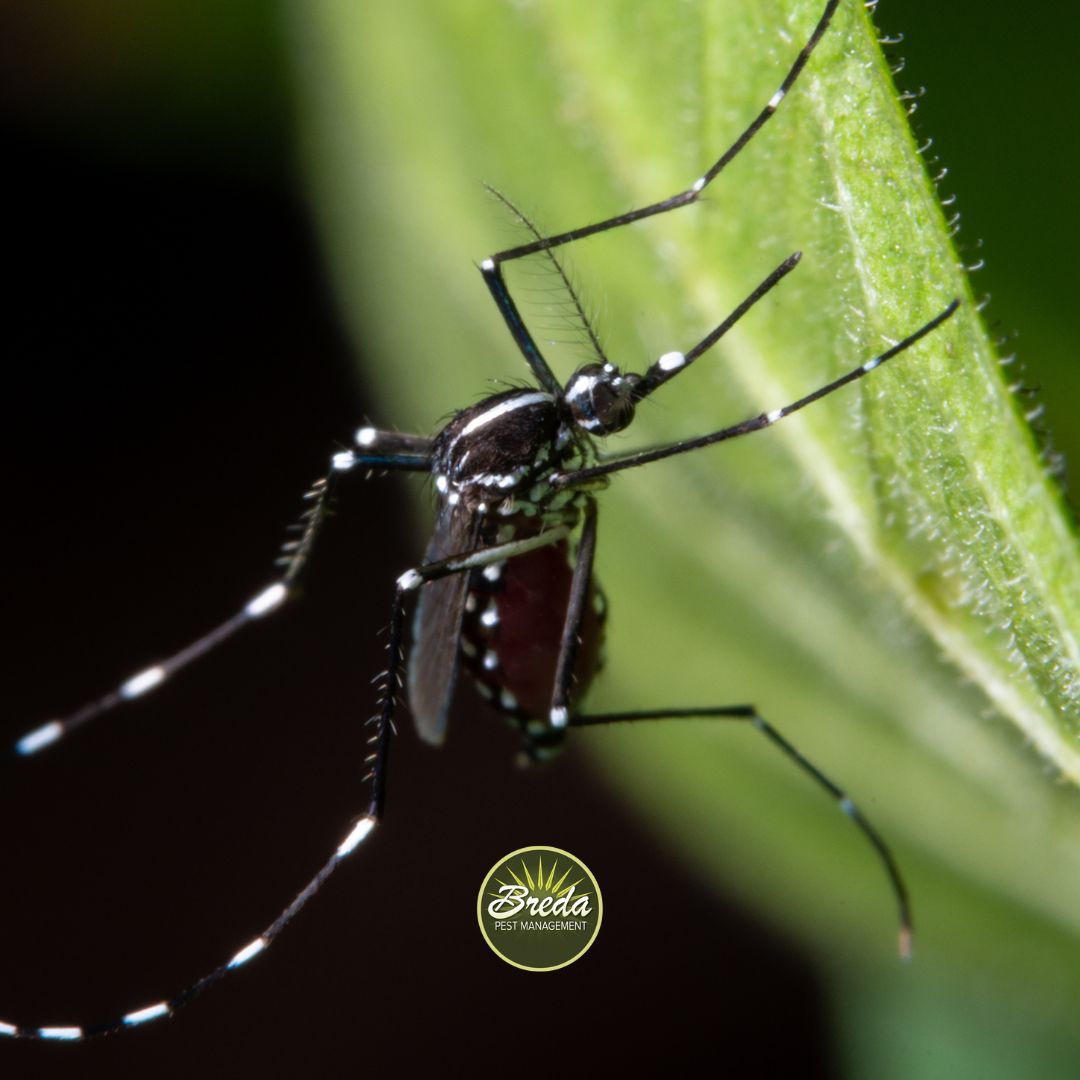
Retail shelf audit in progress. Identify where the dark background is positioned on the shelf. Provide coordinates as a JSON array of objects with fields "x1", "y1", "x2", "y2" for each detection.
[{"x1": 0, "y1": 3, "x2": 1075, "y2": 1077}]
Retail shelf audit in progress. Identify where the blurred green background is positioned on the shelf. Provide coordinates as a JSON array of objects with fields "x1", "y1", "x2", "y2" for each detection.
[{"x1": 2, "y1": 2, "x2": 1078, "y2": 1078}]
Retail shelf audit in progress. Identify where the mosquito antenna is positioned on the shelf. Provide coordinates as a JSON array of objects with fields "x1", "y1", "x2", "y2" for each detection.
[{"x1": 485, "y1": 183, "x2": 611, "y2": 370}]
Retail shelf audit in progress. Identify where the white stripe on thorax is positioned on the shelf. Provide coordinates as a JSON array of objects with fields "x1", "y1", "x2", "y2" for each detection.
[{"x1": 458, "y1": 392, "x2": 552, "y2": 440}]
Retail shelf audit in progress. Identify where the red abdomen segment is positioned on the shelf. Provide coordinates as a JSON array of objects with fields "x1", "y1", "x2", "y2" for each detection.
[{"x1": 461, "y1": 537, "x2": 604, "y2": 723}]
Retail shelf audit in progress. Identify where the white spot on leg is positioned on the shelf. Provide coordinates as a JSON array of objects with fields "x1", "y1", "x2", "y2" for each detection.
[
  {"x1": 397, "y1": 569, "x2": 423, "y2": 592},
  {"x1": 480, "y1": 601, "x2": 499, "y2": 629},
  {"x1": 862, "y1": 356, "x2": 882, "y2": 372},
  {"x1": 898, "y1": 928, "x2": 913, "y2": 963},
  {"x1": 0, "y1": 1021, "x2": 17, "y2": 1037},
  {"x1": 38, "y1": 1026, "x2": 83, "y2": 1041},
  {"x1": 480, "y1": 257, "x2": 495, "y2": 271},
  {"x1": 120, "y1": 665, "x2": 166, "y2": 700},
  {"x1": 550, "y1": 705, "x2": 569, "y2": 729},
  {"x1": 765, "y1": 408, "x2": 784, "y2": 424},
  {"x1": 657, "y1": 351, "x2": 686, "y2": 373},
  {"x1": 482, "y1": 649, "x2": 499, "y2": 672},
  {"x1": 692, "y1": 177, "x2": 706, "y2": 193},
  {"x1": 16, "y1": 720, "x2": 63, "y2": 756},
  {"x1": 336, "y1": 816, "x2": 376, "y2": 858},
  {"x1": 332, "y1": 450, "x2": 356, "y2": 471},
  {"x1": 768, "y1": 88, "x2": 786, "y2": 110},
  {"x1": 124, "y1": 1002, "x2": 171, "y2": 1027},
  {"x1": 228, "y1": 937, "x2": 267, "y2": 969},
  {"x1": 245, "y1": 583, "x2": 288, "y2": 618},
  {"x1": 355, "y1": 426, "x2": 377, "y2": 447}
]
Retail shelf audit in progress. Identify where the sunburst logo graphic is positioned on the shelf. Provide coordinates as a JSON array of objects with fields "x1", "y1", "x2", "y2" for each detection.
[{"x1": 478, "y1": 846, "x2": 602, "y2": 971}]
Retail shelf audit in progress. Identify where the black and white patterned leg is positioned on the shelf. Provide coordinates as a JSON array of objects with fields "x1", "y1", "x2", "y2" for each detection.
[
  {"x1": 570, "y1": 705, "x2": 913, "y2": 959},
  {"x1": 9, "y1": 427, "x2": 431, "y2": 761}
]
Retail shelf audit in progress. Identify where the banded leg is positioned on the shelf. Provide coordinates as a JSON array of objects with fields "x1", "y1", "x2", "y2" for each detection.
[
  {"x1": 571, "y1": 705, "x2": 913, "y2": 960},
  {"x1": 548, "y1": 497, "x2": 598, "y2": 733},
  {"x1": 0, "y1": 428, "x2": 437, "y2": 1039},
  {"x1": 514, "y1": 498, "x2": 600, "y2": 764},
  {"x1": 480, "y1": 0, "x2": 841, "y2": 386},
  {"x1": 10, "y1": 426, "x2": 432, "y2": 760},
  {"x1": 0, "y1": 724, "x2": 389, "y2": 1041},
  {"x1": 369, "y1": 528, "x2": 577, "y2": 799},
  {"x1": 396, "y1": 524, "x2": 573, "y2": 593},
  {"x1": 396, "y1": 521, "x2": 579, "y2": 744}
]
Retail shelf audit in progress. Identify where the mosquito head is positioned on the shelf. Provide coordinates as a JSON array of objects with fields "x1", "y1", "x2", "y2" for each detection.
[{"x1": 563, "y1": 363, "x2": 641, "y2": 436}]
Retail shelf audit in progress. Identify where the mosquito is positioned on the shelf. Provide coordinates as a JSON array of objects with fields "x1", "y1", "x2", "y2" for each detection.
[{"x1": 2, "y1": 0, "x2": 957, "y2": 1041}]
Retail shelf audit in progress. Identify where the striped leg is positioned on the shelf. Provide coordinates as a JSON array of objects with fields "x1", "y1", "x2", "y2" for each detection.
[
  {"x1": 511, "y1": 499, "x2": 600, "y2": 765},
  {"x1": 0, "y1": 520, "x2": 576, "y2": 1039},
  {"x1": 478, "y1": 0, "x2": 841, "y2": 390},
  {"x1": 0, "y1": 770, "x2": 386, "y2": 1041},
  {"x1": 0, "y1": 428, "x2": 430, "y2": 1040},
  {"x1": 9, "y1": 427, "x2": 431, "y2": 760},
  {"x1": 570, "y1": 706, "x2": 913, "y2": 960},
  {"x1": 485, "y1": 0, "x2": 840, "y2": 266},
  {"x1": 547, "y1": 498, "x2": 598, "y2": 732},
  {"x1": 371, "y1": 525, "x2": 577, "y2": 806}
]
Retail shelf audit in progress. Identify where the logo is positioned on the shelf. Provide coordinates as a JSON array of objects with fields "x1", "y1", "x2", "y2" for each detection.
[{"x1": 477, "y1": 846, "x2": 602, "y2": 971}]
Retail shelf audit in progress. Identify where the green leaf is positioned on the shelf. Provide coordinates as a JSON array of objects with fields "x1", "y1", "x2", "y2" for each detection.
[{"x1": 289, "y1": 0, "x2": 1080, "y2": 1064}]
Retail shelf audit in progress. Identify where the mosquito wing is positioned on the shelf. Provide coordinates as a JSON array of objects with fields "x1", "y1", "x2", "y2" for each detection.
[{"x1": 407, "y1": 503, "x2": 480, "y2": 746}]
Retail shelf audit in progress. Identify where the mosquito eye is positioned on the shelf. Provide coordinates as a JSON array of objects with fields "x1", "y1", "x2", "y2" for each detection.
[{"x1": 565, "y1": 364, "x2": 637, "y2": 434}]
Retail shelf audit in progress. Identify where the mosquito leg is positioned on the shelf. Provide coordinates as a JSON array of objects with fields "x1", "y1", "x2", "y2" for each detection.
[
  {"x1": 547, "y1": 498, "x2": 598, "y2": 732},
  {"x1": 0, "y1": 520, "x2": 572, "y2": 1037},
  {"x1": 372, "y1": 519, "x2": 585, "y2": 793},
  {"x1": 570, "y1": 705, "x2": 913, "y2": 960},
  {"x1": 479, "y1": 256, "x2": 562, "y2": 396},
  {"x1": 478, "y1": 1, "x2": 838, "y2": 391},
  {"x1": 329, "y1": 425, "x2": 432, "y2": 474},
  {"x1": 360, "y1": 527, "x2": 564, "y2": 812},
  {"x1": 554, "y1": 300, "x2": 960, "y2": 487},
  {"x1": 395, "y1": 524, "x2": 573, "y2": 592},
  {"x1": 487, "y1": 0, "x2": 840, "y2": 269},
  {"x1": 10, "y1": 429, "x2": 432, "y2": 760},
  {"x1": 399, "y1": 522, "x2": 575, "y2": 744},
  {"x1": 0, "y1": 432, "x2": 436, "y2": 1039},
  {"x1": 511, "y1": 499, "x2": 600, "y2": 764},
  {"x1": 0, "y1": 781, "x2": 385, "y2": 1041}
]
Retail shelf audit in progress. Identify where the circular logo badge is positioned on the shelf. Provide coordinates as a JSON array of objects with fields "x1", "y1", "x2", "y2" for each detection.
[{"x1": 477, "y1": 845, "x2": 602, "y2": 971}]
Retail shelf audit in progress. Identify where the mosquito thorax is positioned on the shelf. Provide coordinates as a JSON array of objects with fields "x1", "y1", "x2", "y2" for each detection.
[
  {"x1": 562, "y1": 362, "x2": 640, "y2": 436},
  {"x1": 429, "y1": 389, "x2": 584, "y2": 513}
]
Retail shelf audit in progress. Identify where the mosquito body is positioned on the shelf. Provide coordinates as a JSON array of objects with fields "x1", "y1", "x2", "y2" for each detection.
[
  {"x1": 409, "y1": 385, "x2": 607, "y2": 759},
  {"x1": 2, "y1": 0, "x2": 958, "y2": 1041}
]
